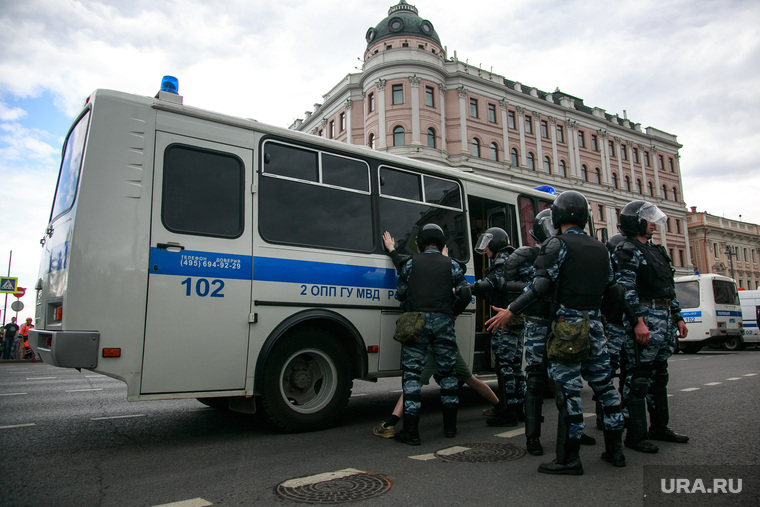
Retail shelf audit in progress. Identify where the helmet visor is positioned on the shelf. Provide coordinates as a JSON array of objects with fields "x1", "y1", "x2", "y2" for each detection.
[
  {"x1": 639, "y1": 203, "x2": 667, "y2": 226},
  {"x1": 474, "y1": 232, "x2": 493, "y2": 255},
  {"x1": 536, "y1": 214, "x2": 557, "y2": 241}
]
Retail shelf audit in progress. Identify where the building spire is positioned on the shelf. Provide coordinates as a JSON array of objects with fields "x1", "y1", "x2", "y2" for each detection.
[{"x1": 388, "y1": 0, "x2": 418, "y2": 16}]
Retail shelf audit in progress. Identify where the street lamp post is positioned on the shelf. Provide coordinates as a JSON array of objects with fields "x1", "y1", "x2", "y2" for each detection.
[{"x1": 724, "y1": 245, "x2": 738, "y2": 280}]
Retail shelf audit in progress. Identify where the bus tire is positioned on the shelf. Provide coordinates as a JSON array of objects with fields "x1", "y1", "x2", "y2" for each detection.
[
  {"x1": 722, "y1": 337, "x2": 744, "y2": 351},
  {"x1": 259, "y1": 331, "x2": 352, "y2": 432},
  {"x1": 682, "y1": 343, "x2": 702, "y2": 354}
]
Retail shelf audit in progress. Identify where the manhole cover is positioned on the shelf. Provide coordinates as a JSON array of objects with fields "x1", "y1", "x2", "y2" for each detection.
[
  {"x1": 435, "y1": 442, "x2": 526, "y2": 463},
  {"x1": 275, "y1": 468, "x2": 392, "y2": 504}
]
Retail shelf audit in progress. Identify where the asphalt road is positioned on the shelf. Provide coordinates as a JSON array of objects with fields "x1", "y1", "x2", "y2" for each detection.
[{"x1": 1, "y1": 350, "x2": 759, "y2": 507}]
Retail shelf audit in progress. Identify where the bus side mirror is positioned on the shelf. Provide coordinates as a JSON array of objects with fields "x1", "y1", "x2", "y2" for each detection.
[{"x1": 598, "y1": 227, "x2": 609, "y2": 244}]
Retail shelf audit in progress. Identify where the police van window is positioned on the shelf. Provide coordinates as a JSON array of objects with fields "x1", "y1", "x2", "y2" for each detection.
[
  {"x1": 713, "y1": 279, "x2": 739, "y2": 305},
  {"x1": 379, "y1": 166, "x2": 467, "y2": 261},
  {"x1": 259, "y1": 140, "x2": 373, "y2": 252},
  {"x1": 322, "y1": 153, "x2": 370, "y2": 192},
  {"x1": 51, "y1": 109, "x2": 91, "y2": 221},
  {"x1": 162, "y1": 145, "x2": 244, "y2": 238},
  {"x1": 674, "y1": 281, "x2": 699, "y2": 309},
  {"x1": 518, "y1": 196, "x2": 552, "y2": 246}
]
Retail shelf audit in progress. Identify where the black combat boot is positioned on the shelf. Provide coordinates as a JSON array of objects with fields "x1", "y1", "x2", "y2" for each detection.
[
  {"x1": 442, "y1": 405, "x2": 458, "y2": 438},
  {"x1": 394, "y1": 414, "x2": 421, "y2": 446},
  {"x1": 601, "y1": 429, "x2": 626, "y2": 467},
  {"x1": 538, "y1": 409, "x2": 583, "y2": 475},
  {"x1": 624, "y1": 391, "x2": 658, "y2": 453},
  {"x1": 648, "y1": 385, "x2": 689, "y2": 443}
]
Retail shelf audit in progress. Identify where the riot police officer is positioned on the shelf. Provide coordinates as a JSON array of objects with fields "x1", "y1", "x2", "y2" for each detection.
[
  {"x1": 486, "y1": 191, "x2": 625, "y2": 475},
  {"x1": 393, "y1": 224, "x2": 471, "y2": 445},
  {"x1": 469, "y1": 227, "x2": 522, "y2": 426},
  {"x1": 613, "y1": 201, "x2": 689, "y2": 453}
]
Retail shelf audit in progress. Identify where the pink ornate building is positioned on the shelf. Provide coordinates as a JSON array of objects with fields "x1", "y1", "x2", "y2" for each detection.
[{"x1": 291, "y1": 0, "x2": 690, "y2": 272}]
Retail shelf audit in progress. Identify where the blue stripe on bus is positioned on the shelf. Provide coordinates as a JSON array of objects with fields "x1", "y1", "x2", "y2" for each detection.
[
  {"x1": 744, "y1": 322, "x2": 758, "y2": 329},
  {"x1": 681, "y1": 311, "x2": 702, "y2": 318},
  {"x1": 150, "y1": 248, "x2": 475, "y2": 287},
  {"x1": 716, "y1": 310, "x2": 742, "y2": 317}
]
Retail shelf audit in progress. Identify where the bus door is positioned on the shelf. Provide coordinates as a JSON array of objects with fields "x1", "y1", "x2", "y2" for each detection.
[{"x1": 142, "y1": 132, "x2": 253, "y2": 394}]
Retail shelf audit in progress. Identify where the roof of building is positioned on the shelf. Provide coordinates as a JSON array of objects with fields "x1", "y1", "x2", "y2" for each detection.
[{"x1": 366, "y1": 1, "x2": 441, "y2": 48}]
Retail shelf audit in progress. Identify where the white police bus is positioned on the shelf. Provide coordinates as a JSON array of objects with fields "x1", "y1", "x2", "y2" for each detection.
[
  {"x1": 29, "y1": 78, "x2": 554, "y2": 432},
  {"x1": 673, "y1": 273, "x2": 742, "y2": 353},
  {"x1": 735, "y1": 289, "x2": 760, "y2": 350}
]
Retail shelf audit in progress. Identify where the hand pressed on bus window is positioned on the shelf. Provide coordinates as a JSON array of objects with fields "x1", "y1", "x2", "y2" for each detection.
[{"x1": 382, "y1": 231, "x2": 396, "y2": 252}]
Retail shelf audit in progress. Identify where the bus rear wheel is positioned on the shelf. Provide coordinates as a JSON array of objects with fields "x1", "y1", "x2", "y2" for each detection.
[
  {"x1": 259, "y1": 331, "x2": 352, "y2": 432},
  {"x1": 722, "y1": 337, "x2": 745, "y2": 351}
]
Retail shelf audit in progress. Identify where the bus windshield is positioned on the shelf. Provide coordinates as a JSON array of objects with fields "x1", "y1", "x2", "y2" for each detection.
[{"x1": 50, "y1": 109, "x2": 91, "y2": 221}]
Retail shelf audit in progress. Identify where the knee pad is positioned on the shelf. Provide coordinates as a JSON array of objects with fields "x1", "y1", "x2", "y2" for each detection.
[
  {"x1": 630, "y1": 369, "x2": 649, "y2": 397},
  {"x1": 527, "y1": 373, "x2": 547, "y2": 395}
]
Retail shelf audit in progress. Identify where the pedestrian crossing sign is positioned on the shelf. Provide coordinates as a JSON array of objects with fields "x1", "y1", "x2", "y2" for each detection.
[{"x1": 0, "y1": 277, "x2": 18, "y2": 293}]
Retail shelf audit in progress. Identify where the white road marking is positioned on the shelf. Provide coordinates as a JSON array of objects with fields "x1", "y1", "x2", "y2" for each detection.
[
  {"x1": 151, "y1": 498, "x2": 213, "y2": 507},
  {"x1": 66, "y1": 388, "x2": 103, "y2": 393},
  {"x1": 0, "y1": 423, "x2": 36, "y2": 430},
  {"x1": 91, "y1": 414, "x2": 146, "y2": 421},
  {"x1": 0, "y1": 392, "x2": 27, "y2": 396},
  {"x1": 726, "y1": 377, "x2": 742, "y2": 381},
  {"x1": 705, "y1": 382, "x2": 722, "y2": 386},
  {"x1": 279, "y1": 468, "x2": 365, "y2": 488},
  {"x1": 409, "y1": 453, "x2": 438, "y2": 461},
  {"x1": 680, "y1": 388, "x2": 700, "y2": 392}
]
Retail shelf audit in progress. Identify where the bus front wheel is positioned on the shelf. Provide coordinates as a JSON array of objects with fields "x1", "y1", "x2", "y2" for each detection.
[
  {"x1": 723, "y1": 337, "x2": 745, "y2": 351},
  {"x1": 259, "y1": 331, "x2": 352, "y2": 432}
]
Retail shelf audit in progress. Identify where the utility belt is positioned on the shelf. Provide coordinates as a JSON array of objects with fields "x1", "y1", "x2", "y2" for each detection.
[
  {"x1": 525, "y1": 315, "x2": 550, "y2": 325},
  {"x1": 556, "y1": 315, "x2": 602, "y2": 323},
  {"x1": 639, "y1": 298, "x2": 671, "y2": 308}
]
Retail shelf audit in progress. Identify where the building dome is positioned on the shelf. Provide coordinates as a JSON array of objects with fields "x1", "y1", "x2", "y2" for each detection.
[{"x1": 365, "y1": 1, "x2": 441, "y2": 48}]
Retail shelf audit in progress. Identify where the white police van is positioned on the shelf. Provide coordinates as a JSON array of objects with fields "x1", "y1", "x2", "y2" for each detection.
[
  {"x1": 734, "y1": 289, "x2": 760, "y2": 350},
  {"x1": 673, "y1": 273, "x2": 742, "y2": 353}
]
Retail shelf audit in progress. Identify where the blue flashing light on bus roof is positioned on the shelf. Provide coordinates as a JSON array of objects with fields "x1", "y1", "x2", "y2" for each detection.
[
  {"x1": 532, "y1": 185, "x2": 556, "y2": 195},
  {"x1": 160, "y1": 75, "x2": 179, "y2": 94}
]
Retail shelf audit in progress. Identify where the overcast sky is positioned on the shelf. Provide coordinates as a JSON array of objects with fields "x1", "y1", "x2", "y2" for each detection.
[{"x1": 1, "y1": 0, "x2": 759, "y2": 320}]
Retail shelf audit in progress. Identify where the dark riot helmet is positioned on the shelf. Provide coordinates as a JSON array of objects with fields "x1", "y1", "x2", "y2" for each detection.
[
  {"x1": 618, "y1": 200, "x2": 667, "y2": 236},
  {"x1": 416, "y1": 223, "x2": 446, "y2": 251},
  {"x1": 606, "y1": 233, "x2": 625, "y2": 254},
  {"x1": 550, "y1": 190, "x2": 589, "y2": 229},
  {"x1": 530, "y1": 209, "x2": 556, "y2": 243},
  {"x1": 475, "y1": 227, "x2": 510, "y2": 255}
]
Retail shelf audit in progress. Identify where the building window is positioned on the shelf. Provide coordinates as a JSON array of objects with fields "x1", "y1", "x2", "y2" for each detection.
[
  {"x1": 625, "y1": 176, "x2": 631, "y2": 192},
  {"x1": 368, "y1": 92, "x2": 375, "y2": 112},
  {"x1": 470, "y1": 98, "x2": 478, "y2": 118},
  {"x1": 659, "y1": 155, "x2": 665, "y2": 170},
  {"x1": 666, "y1": 218, "x2": 672, "y2": 232},
  {"x1": 471, "y1": 138, "x2": 480, "y2": 157},
  {"x1": 591, "y1": 134, "x2": 598, "y2": 151},
  {"x1": 488, "y1": 103, "x2": 497, "y2": 123},
  {"x1": 581, "y1": 164, "x2": 588, "y2": 181},
  {"x1": 541, "y1": 156, "x2": 550, "y2": 174},
  {"x1": 597, "y1": 204, "x2": 604, "y2": 221},
  {"x1": 644, "y1": 151, "x2": 650, "y2": 166},
  {"x1": 669, "y1": 157, "x2": 675, "y2": 172},
  {"x1": 611, "y1": 172, "x2": 618, "y2": 189},
  {"x1": 556, "y1": 125, "x2": 564, "y2": 143},
  {"x1": 608, "y1": 140, "x2": 615, "y2": 157},
  {"x1": 368, "y1": 133, "x2": 375, "y2": 149},
  {"x1": 490, "y1": 142, "x2": 498, "y2": 161},
  {"x1": 393, "y1": 126, "x2": 405, "y2": 146},
  {"x1": 713, "y1": 242, "x2": 719, "y2": 258},
  {"x1": 508, "y1": 111, "x2": 516, "y2": 129},
  {"x1": 578, "y1": 131, "x2": 585, "y2": 148},
  {"x1": 636, "y1": 179, "x2": 643, "y2": 194},
  {"x1": 676, "y1": 219, "x2": 681, "y2": 234},
  {"x1": 621, "y1": 145, "x2": 628, "y2": 161},
  {"x1": 594, "y1": 167, "x2": 601, "y2": 184},
  {"x1": 510, "y1": 148, "x2": 519, "y2": 166},
  {"x1": 662, "y1": 184, "x2": 668, "y2": 199},
  {"x1": 648, "y1": 181, "x2": 654, "y2": 196},
  {"x1": 392, "y1": 84, "x2": 403, "y2": 105},
  {"x1": 679, "y1": 250, "x2": 684, "y2": 267},
  {"x1": 633, "y1": 147, "x2": 639, "y2": 163},
  {"x1": 329, "y1": 120, "x2": 335, "y2": 138},
  {"x1": 527, "y1": 152, "x2": 535, "y2": 170},
  {"x1": 541, "y1": 120, "x2": 549, "y2": 139},
  {"x1": 559, "y1": 160, "x2": 567, "y2": 177},
  {"x1": 672, "y1": 186, "x2": 678, "y2": 201},
  {"x1": 427, "y1": 128, "x2": 436, "y2": 148},
  {"x1": 425, "y1": 86, "x2": 435, "y2": 107},
  {"x1": 525, "y1": 115, "x2": 533, "y2": 134},
  {"x1": 339, "y1": 113, "x2": 345, "y2": 132}
]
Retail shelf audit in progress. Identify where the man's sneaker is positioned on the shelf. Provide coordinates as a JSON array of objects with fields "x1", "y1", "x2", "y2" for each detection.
[{"x1": 372, "y1": 422, "x2": 395, "y2": 439}]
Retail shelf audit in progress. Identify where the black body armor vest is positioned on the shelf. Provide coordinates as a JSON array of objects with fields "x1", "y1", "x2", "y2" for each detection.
[
  {"x1": 407, "y1": 253, "x2": 455, "y2": 314},
  {"x1": 556, "y1": 234, "x2": 610, "y2": 310}
]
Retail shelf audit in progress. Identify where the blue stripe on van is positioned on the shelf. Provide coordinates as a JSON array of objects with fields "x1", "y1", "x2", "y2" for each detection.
[
  {"x1": 150, "y1": 248, "x2": 475, "y2": 287},
  {"x1": 681, "y1": 311, "x2": 702, "y2": 318},
  {"x1": 716, "y1": 310, "x2": 742, "y2": 317}
]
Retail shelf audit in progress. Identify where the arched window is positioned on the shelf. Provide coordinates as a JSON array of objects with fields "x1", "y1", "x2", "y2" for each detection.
[
  {"x1": 581, "y1": 164, "x2": 588, "y2": 181},
  {"x1": 637, "y1": 179, "x2": 643, "y2": 194},
  {"x1": 625, "y1": 176, "x2": 631, "y2": 192},
  {"x1": 594, "y1": 168, "x2": 601, "y2": 184},
  {"x1": 661, "y1": 184, "x2": 668, "y2": 199},
  {"x1": 368, "y1": 133, "x2": 375, "y2": 149},
  {"x1": 527, "y1": 152, "x2": 535, "y2": 170},
  {"x1": 611, "y1": 172, "x2": 618, "y2": 189},
  {"x1": 672, "y1": 186, "x2": 678, "y2": 201},
  {"x1": 648, "y1": 181, "x2": 654, "y2": 196},
  {"x1": 427, "y1": 128, "x2": 436, "y2": 148},
  {"x1": 472, "y1": 138, "x2": 480, "y2": 158},
  {"x1": 559, "y1": 160, "x2": 567, "y2": 177},
  {"x1": 393, "y1": 126, "x2": 405, "y2": 146},
  {"x1": 490, "y1": 142, "x2": 498, "y2": 161},
  {"x1": 510, "y1": 148, "x2": 519, "y2": 166},
  {"x1": 543, "y1": 156, "x2": 551, "y2": 174}
]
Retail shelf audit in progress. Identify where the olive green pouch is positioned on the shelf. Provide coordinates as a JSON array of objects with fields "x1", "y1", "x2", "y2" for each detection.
[
  {"x1": 393, "y1": 312, "x2": 425, "y2": 346},
  {"x1": 547, "y1": 312, "x2": 590, "y2": 365}
]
